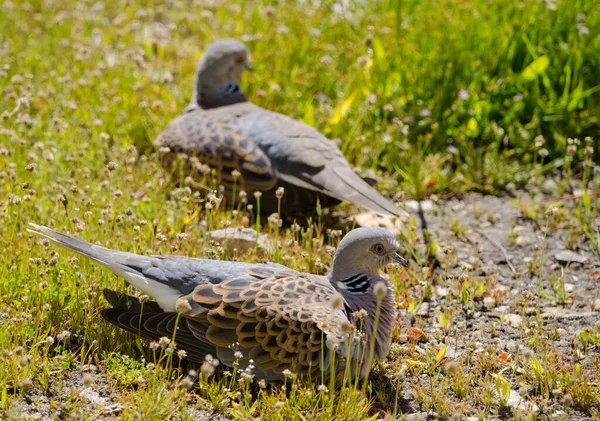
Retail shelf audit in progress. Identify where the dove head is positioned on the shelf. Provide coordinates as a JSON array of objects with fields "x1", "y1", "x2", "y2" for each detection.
[
  {"x1": 329, "y1": 227, "x2": 407, "y2": 283},
  {"x1": 193, "y1": 39, "x2": 251, "y2": 109}
]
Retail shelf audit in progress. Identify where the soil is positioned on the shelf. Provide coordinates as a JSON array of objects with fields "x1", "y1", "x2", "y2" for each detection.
[{"x1": 375, "y1": 191, "x2": 600, "y2": 420}]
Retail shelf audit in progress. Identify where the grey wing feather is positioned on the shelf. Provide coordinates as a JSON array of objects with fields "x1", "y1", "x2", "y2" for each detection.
[
  {"x1": 237, "y1": 108, "x2": 408, "y2": 217},
  {"x1": 27, "y1": 224, "x2": 285, "y2": 310}
]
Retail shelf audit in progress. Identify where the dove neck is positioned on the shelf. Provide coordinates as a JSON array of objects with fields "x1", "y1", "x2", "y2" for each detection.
[
  {"x1": 194, "y1": 80, "x2": 247, "y2": 109},
  {"x1": 339, "y1": 276, "x2": 396, "y2": 367}
]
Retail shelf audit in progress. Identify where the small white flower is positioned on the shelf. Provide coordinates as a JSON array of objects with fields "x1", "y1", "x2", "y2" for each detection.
[
  {"x1": 373, "y1": 282, "x2": 388, "y2": 300},
  {"x1": 175, "y1": 298, "x2": 192, "y2": 313},
  {"x1": 201, "y1": 360, "x2": 215, "y2": 377}
]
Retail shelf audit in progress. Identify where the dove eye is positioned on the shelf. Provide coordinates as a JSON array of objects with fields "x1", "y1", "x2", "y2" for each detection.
[{"x1": 372, "y1": 243, "x2": 385, "y2": 254}]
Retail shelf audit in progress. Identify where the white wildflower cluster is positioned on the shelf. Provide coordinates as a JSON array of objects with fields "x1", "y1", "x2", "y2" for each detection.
[
  {"x1": 238, "y1": 360, "x2": 255, "y2": 384},
  {"x1": 201, "y1": 354, "x2": 220, "y2": 378}
]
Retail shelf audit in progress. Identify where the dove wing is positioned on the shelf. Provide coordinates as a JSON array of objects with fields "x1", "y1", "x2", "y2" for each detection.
[{"x1": 154, "y1": 109, "x2": 277, "y2": 193}]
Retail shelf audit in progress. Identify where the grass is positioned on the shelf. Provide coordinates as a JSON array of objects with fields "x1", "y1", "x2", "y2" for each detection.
[{"x1": 1, "y1": 0, "x2": 600, "y2": 419}]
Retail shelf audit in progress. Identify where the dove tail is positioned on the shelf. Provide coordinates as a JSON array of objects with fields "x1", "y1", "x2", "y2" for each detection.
[
  {"x1": 101, "y1": 288, "x2": 216, "y2": 362},
  {"x1": 27, "y1": 223, "x2": 182, "y2": 310},
  {"x1": 330, "y1": 168, "x2": 409, "y2": 218},
  {"x1": 28, "y1": 223, "x2": 115, "y2": 266}
]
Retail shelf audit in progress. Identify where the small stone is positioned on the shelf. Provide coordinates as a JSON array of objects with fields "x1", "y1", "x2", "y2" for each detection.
[
  {"x1": 554, "y1": 250, "x2": 588, "y2": 265},
  {"x1": 541, "y1": 179, "x2": 558, "y2": 194},
  {"x1": 103, "y1": 404, "x2": 124, "y2": 415},
  {"x1": 207, "y1": 228, "x2": 270, "y2": 254},
  {"x1": 435, "y1": 286, "x2": 449, "y2": 297},
  {"x1": 458, "y1": 261, "x2": 474, "y2": 271},
  {"x1": 495, "y1": 305, "x2": 510, "y2": 313},
  {"x1": 540, "y1": 307, "x2": 596, "y2": 319},
  {"x1": 403, "y1": 412, "x2": 434, "y2": 421},
  {"x1": 504, "y1": 314, "x2": 522, "y2": 327},
  {"x1": 352, "y1": 211, "x2": 406, "y2": 233},
  {"x1": 564, "y1": 283, "x2": 575, "y2": 293},
  {"x1": 505, "y1": 389, "x2": 539, "y2": 413},
  {"x1": 483, "y1": 296, "x2": 496, "y2": 310},
  {"x1": 79, "y1": 387, "x2": 109, "y2": 407},
  {"x1": 405, "y1": 200, "x2": 433, "y2": 213},
  {"x1": 417, "y1": 302, "x2": 430, "y2": 316}
]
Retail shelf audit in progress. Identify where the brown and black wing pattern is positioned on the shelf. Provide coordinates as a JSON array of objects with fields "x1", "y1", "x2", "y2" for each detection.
[
  {"x1": 177, "y1": 267, "x2": 352, "y2": 381},
  {"x1": 154, "y1": 110, "x2": 277, "y2": 194},
  {"x1": 102, "y1": 267, "x2": 352, "y2": 381}
]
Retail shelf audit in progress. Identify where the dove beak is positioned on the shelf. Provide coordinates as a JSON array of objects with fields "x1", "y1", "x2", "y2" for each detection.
[
  {"x1": 244, "y1": 63, "x2": 253, "y2": 71},
  {"x1": 392, "y1": 252, "x2": 409, "y2": 267}
]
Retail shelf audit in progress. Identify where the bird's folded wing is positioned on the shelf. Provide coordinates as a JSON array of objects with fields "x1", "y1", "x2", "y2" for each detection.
[
  {"x1": 238, "y1": 109, "x2": 407, "y2": 217},
  {"x1": 177, "y1": 267, "x2": 353, "y2": 379},
  {"x1": 154, "y1": 110, "x2": 277, "y2": 192}
]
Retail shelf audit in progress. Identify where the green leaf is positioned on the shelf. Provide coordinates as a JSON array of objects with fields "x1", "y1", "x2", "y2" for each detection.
[
  {"x1": 372, "y1": 37, "x2": 386, "y2": 63},
  {"x1": 436, "y1": 345, "x2": 448, "y2": 363},
  {"x1": 328, "y1": 91, "x2": 357, "y2": 125},
  {"x1": 466, "y1": 117, "x2": 479, "y2": 137},
  {"x1": 303, "y1": 100, "x2": 314, "y2": 127},
  {"x1": 530, "y1": 356, "x2": 542, "y2": 379},
  {"x1": 521, "y1": 55, "x2": 549, "y2": 81},
  {"x1": 438, "y1": 311, "x2": 448, "y2": 328},
  {"x1": 583, "y1": 189, "x2": 591, "y2": 214},
  {"x1": 495, "y1": 374, "x2": 511, "y2": 406}
]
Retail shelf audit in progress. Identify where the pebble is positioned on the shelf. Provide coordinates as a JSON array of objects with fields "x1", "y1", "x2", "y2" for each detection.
[
  {"x1": 79, "y1": 387, "x2": 109, "y2": 407},
  {"x1": 504, "y1": 314, "x2": 523, "y2": 327},
  {"x1": 405, "y1": 200, "x2": 434, "y2": 213},
  {"x1": 541, "y1": 307, "x2": 596, "y2": 319},
  {"x1": 435, "y1": 286, "x2": 450, "y2": 297},
  {"x1": 207, "y1": 228, "x2": 270, "y2": 254},
  {"x1": 505, "y1": 389, "x2": 540, "y2": 413},
  {"x1": 399, "y1": 412, "x2": 435, "y2": 421},
  {"x1": 352, "y1": 211, "x2": 407, "y2": 233},
  {"x1": 541, "y1": 179, "x2": 558, "y2": 194},
  {"x1": 555, "y1": 250, "x2": 588, "y2": 264},
  {"x1": 483, "y1": 296, "x2": 496, "y2": 310},
  {"x1": 417, "y1": 302, "x2": 430, "y2": 316}
]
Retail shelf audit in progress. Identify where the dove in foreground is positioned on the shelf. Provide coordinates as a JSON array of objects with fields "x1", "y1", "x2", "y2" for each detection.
[
  {"x1": 28, "y1": 223, "x2": 408, "y2": 382},
  {"x1": 155, "y1": 38, "x2": 408, "y2": 218}
]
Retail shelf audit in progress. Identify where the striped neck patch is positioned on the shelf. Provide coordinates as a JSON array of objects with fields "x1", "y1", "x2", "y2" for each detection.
[{"x1": 341, "y1": 273, "x2": 370, "y2": 293}]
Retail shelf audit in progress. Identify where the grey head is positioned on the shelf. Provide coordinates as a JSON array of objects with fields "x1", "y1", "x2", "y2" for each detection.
[
  {"x1": 329, "y1": 227, "x2": 407, "y2": 283},
  {"x1": 191, "y1": 38, "x2": 252, "y2": 109}
]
